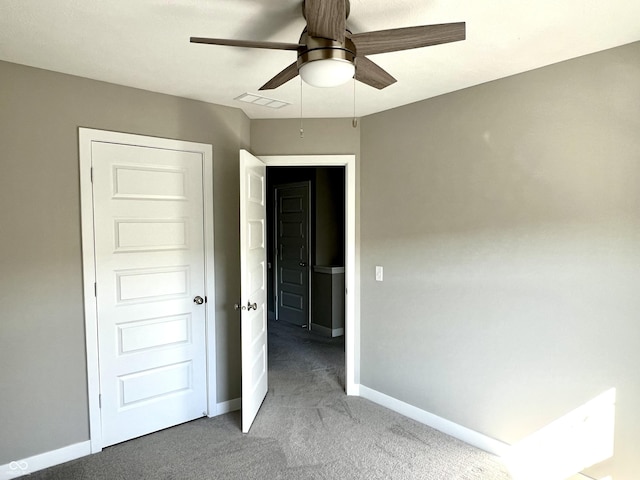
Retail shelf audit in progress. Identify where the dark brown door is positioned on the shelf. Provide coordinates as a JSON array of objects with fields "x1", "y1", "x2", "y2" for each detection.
[{"x1": 275, "y1": 182, "x2": 310, "y2": 327}]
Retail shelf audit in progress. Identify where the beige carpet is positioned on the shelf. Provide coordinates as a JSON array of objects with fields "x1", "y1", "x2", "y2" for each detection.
[{"x1": 28, "y1": 319, "x2": 512, "y2": 479}]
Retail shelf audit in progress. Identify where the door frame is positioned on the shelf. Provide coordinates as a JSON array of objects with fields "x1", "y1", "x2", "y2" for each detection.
[
  {"x1": 78, "y1": 128, "x2": 217, "y2": 453},
  {"x1": 273, "y1": 181, "x2": 312, "y2": 328},
  {"x1": 260, "y1": 155, "x2": 358, "y2": 395}
]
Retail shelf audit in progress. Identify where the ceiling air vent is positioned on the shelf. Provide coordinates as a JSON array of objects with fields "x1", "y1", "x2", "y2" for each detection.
[{"x1": 234, "y1": 93, "x2": 290, "y2": 109}]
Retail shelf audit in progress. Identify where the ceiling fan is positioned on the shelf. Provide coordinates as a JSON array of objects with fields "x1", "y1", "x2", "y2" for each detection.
[{"x1": 190, "y1": 0, "x2": 465, "y2": 91}]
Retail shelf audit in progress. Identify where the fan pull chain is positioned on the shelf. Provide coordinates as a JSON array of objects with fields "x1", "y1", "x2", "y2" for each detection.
[
  {"x1": 299, "y1": 77, "x2": 304, "y2": 138},
  {"x1": 352, "y1": 78, "x2": 358, "y2": 128}
]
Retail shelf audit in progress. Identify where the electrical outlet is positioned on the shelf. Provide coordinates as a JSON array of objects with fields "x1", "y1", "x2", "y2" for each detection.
[{"x1": 375, "y1": 266, "x2": 383, "y2": 282}]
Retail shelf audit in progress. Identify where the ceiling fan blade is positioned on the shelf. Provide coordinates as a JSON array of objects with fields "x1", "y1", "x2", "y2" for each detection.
[
  {"x1": 355, "y1": 56, "x2": 397, "y2": 90},
  {"x1": 349, "y1": 22, "x2": 465, "y2": 56},
  {"x1": 259, "y1": 61, "x2": 299, "y2": 90},
  {"x1": 240, "y1": 3, "x2": 302, "y2": 46},
  {"x1": 190, "y1": 37, "x2": 303, "y2": 51},
  {"x1": 304, "y1": 0, "x2": 346, "y2": 43}
]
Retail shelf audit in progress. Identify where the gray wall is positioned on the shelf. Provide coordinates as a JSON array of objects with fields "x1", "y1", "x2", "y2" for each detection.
[
  {"x1": 360, "y1": 41, "x2": 640, "y2": 479},
  {"x1": 0, "y1": 60, "x2": 249, "y2": 463},
  {"x1": 315, "y1": 168, "x2": 345, "y2": 266},
  {"x1": 251, "y1": 118, "x2": 360, "y2": 158}
]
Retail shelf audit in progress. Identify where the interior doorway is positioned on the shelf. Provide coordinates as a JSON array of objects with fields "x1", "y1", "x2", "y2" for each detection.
[
  {"x1": 267, "y1": 167, "x2": 346, "y2": 339},
  {"x1": 240, "y1": 152, "x2": 357, "y2": 410}
]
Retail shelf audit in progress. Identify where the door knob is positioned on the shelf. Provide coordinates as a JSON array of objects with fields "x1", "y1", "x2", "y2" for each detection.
[
  {"x1": 193, "y1": 296, "x2": 204, "y2": 305},
  {"x1": 234, "y1": 303, "x2": 246, "y2": 311},
  {"x1": 247, "y1": 301, "x2": 258, "y2": 311},
  {"x1": 299, "y1": 262, "x2": 307, "y2": 267}
]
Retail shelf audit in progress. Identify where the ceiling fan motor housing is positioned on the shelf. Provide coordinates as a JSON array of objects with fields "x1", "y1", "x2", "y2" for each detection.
[{"x1": 297, "y1": 33, "x2": 355, "y2": 69}]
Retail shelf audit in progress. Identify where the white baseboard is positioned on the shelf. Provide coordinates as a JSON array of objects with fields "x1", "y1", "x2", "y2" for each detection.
[
  {"x1": 0, "y1": 400, "x2": 241, "y2": 477},
  {"x1": 358, "y1": 385, "x2": 510, "y2": 457},
  {"x1": 310, "y1": 323, "x2": 344, "y2": 337},
  {"x1": 214, "y1": 397, "x2": 241, "y2": 416},
  {"x1": 0, "y1": 396, "x2": 595, "y2": 480},
  {"x1": 0, "y1": 441, "x2": 91, "y2": 478}
]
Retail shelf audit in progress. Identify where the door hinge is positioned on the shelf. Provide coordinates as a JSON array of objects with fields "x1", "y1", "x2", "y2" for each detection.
[
  {"x1": 98, "y1": 394, "x2": 102, "y2": 408},
  {"x1": 94, "y1": 282, "x2": 97, "y2": 297},
  {"x1": 90, "y1": 167, "x2": 93, "y2": 183}
]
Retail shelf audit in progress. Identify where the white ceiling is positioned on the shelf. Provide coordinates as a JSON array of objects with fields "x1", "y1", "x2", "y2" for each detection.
[{"x1": 1, "y1": 0, "x2": 639, "y2": 120}]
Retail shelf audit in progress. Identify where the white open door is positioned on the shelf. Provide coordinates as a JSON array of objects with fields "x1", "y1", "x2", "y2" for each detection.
[{"x1": 239, "y1": 149, "x2": 268, "y2": 433}]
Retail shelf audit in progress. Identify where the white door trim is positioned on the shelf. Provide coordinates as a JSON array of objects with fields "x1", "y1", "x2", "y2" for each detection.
[
  {"x1": 259, "y1": 154, "x2": 358, "y2": 395},
  {"x1": 78, "y1": 128, "x2": 216, "y2": 453}
]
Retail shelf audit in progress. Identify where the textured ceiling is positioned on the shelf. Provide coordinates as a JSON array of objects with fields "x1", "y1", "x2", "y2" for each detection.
[{"x1": 1, "y1": 0, "x2": 639, "y2": 119}]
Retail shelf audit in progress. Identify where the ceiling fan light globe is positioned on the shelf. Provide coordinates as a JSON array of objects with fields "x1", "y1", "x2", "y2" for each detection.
[{"x1": 299, "y1": 58, "x2": 355, "y2": 88}]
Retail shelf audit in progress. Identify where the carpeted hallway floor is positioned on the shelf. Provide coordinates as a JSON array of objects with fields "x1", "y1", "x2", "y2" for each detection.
[{"x1": 27, "y1": 320, "x2": 512, "y2": 479}]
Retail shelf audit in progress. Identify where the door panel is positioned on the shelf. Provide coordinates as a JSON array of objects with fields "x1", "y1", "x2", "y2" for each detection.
[
  {"x1": 275, "y1": 183, "x2": 310, "y2": 327},
  {"x1": 239, "y1": 150, "x2": 268, "y2": 433},
  {"x1": 92, "y1": 141, "x2": 207, "y2": 447}
]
